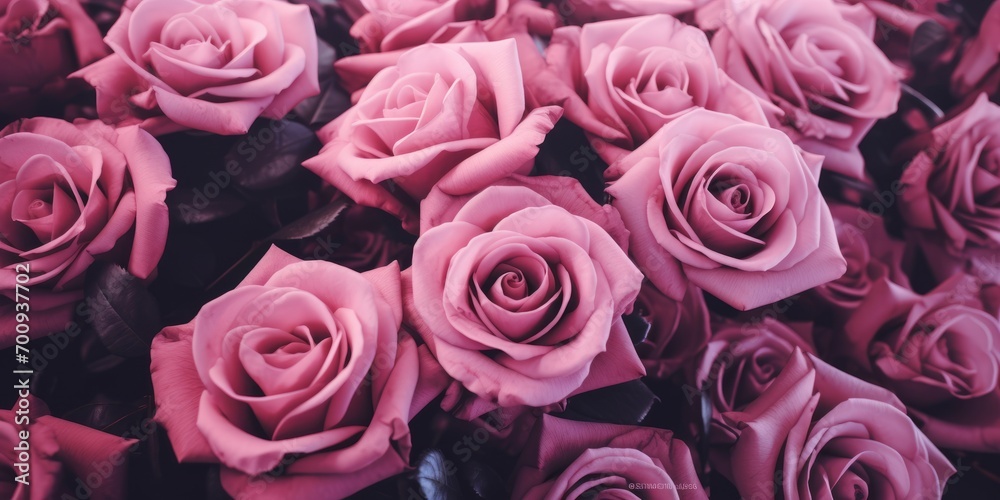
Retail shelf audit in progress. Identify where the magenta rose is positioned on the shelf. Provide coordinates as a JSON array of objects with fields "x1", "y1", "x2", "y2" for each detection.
[
  {"x1": 335, "y1": 0, "x2": 558, "y2": 93},
  {"x1": 150, "y1": 246, "x2": 448, "y2": 499},
  {"x1": 405, "y1": 175, "x2": 645, "y2": 411},
  {"x1": 0, "y1": 118, "x2": 175, "y2": 346},
  {"x1": 511, "y1": 415, "x2": 707, "y2": 499},
  {"x1": 898, "y1": 94, "x2": 1000, "y2": 253},
  {"x1": 72, "y1": 0, "x2": 319, "y2": 135},
  {"x1": 809, "y1": 203, "x2": 910, "y2": 314},
  {"x1": 696, "y1": 0, "x2": 901, "y2": 179},
  {"x1": 692, "y1": 318, "x2": 815, "y2": 415},
  {"x1": 0, "y1": 0, "x2": 105, "y2": 114},
  {"x1": 304, "y1": 40, "x2": 562, "y2": 233},
  {"x1": 634, "y1": 282, "x2": 710, "y2": 379},
  {"x1": 541, "y1": 14, "x2": 769, "y2": 164},
  {"x1": 0, "y1": 403, "x2": 135, "y2": 500},
  {"x1": 606, "y1": 109, "x2": 846, "y2": 310},
  {"x1": 838, "y1": 273, "x2": 1000, "y2": 451},
  {"x1": 952, "y1": 2, "x2": 1000, "y2": 98},
  {"x1": 714, "y1": 348, "x2": 954, "y2": 500}
]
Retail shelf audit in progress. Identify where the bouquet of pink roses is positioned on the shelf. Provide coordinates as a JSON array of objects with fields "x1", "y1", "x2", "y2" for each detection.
[{"x1": 2, "y1": 0, "x2": 999, "y2": 498}]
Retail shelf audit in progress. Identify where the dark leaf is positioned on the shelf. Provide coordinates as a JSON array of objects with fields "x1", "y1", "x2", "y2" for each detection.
[
  {"x1": 167, "y1": 188, "x2": 246, "y2": 225},
  {"x1": 293, "y1": 40, "x2": 353, "y2": 126},
  {"x1": 623, "y1": 310, "x2": 651, "y2": 345},
  {"x1": 266, "y1": 199, "x2": 349, "y2": 241},
  {"x1": 84, "y1": 263, "x2": 162, "y2": 358},
  {"x1": 413, "y1": 450, "x2": 463, "y2": 500},
  {"x1": 299, "y1": 77, "x2": 353, "y2": 127},
  {"x1": 910, "y1": 20, "x2": 949, "y2": 66},
  {"x1": 461, "y1": 459, "x2": 508, "y2": 500},
  {"x1": 226, "y1": 119, "x2": 320, "y2": 193},
  {"x1": 560, "y1": 379, "x2": 658, "y2": 425}
]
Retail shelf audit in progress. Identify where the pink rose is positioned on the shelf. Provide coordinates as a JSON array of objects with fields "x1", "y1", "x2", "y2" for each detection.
[
  {"x1": 898, "y1": 94, "x2": 1000, "y2": 253},
  {"x1": 606, "y1": 109, "x2": 846, "y2": 310},
  {"x1": 0, "y1": 0, "x2": 106, "y2": 116},
  {"x1": 692, "y1": 318, "x2": 814, "y2": 415},
  {"x1": 634, "y1": 282, "x2": 710, "y2": 379},
  {"x1": 952, "y1": 1, "x2": 1000, "y2": 97},
  {"x1": 72, "y1": 0, "x2": 320, "y2": 135},
  {"x1": 545, "y1": 0, "x2": 707, "y2": 24},
  {"x1": 150, "y1": 246, "x2": 448, "y2": 499},
  {"x1": 809, "y1": 203, "x2": 909, "y2": 314},
  {"x1": 405, "y1": 175, "x2": 645, "y2": 411},
  {"x1": 837, "y1": 274, "x2": 1000, "y2": 451},
  {"x1": 335, "y1": 0, "x2": 558, "y2": 94},
  {"x1": 303, "y1": 40, "x2": 562, "y2": 234},
  {"x1": 0, "y1": 118, "x2": 175, "y2": 346},
  {"x1": 542, "y1": 14, "x2": 769, "y2": 164},
  {"x1": 696, "y1": 0, "x2": 902, "y2": 179},
  {"x1": 0, "y1": 403, "x2": 136, "y2": 500},
  {"x1": 511, "y1": 415, "x2": 707, "y2": 499},
  {"x1": 715, "y1": 349, "x2": 954, "y2": 500}
]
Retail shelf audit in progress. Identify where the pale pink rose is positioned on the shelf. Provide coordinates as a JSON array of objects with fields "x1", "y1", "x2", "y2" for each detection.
[
  {"x1": 511, "y1": 415, "x2": 707, "y2": 499},
  {"x1": 335, "y1": 0, "x2": 559, "y2": 94},
  {"x1": 0, "y1": 118, "x2": 175, "y2": 346},
  {"x1": 545, "y1": 0, "x2": 707, "y2": 24},
  {"x1": 810, "y1": 203, "x2": 910, "y2": 313},
  {"x1": 0, "y1": 0, "x2": 106, "y2": 116},
  {"x1": 541, "y1": 14, "x2": 769, "y2": 164},
  {"x1": 0, "y1": 403, "x2": 136, "y2": 500},
  {"x1": 952, "y1": 1, "x2": 1000, "y2": 97},
  {"x1": 715, "y1": 349, "x2": 954, "y2": 500},
  {"x1": 304, "y1": 40, "x2": 562, "y2": 234},
  {"x1": 405, "y1": 175, "x2": 645, "y2": 410},
  {"x1": 898, "y1": 94, "x2": 1000, "y2": 252},
  {"x1": 634, "y1": 282, "x2": 710, "y2": 379},
  {"x1": 838, "y1": 273, "x2": 1000, "y2": 451},
  {"x1": 696, "y1": 0, "x2": 902, "y2": 179},
  {"x1": 606, "y1": 109, "x2": 846, "y2": 310},
  {"x1": 72, "y1": 0, "x2": 319, "y2": 135},
  {"x1": 149, "y1": 246, "x2": 449, "y2": 499}
]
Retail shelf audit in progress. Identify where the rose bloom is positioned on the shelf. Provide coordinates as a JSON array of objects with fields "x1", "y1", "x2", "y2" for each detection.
[
  {"x1": 696, "y1": 0, "x2": 901, "y2": 179},
  {"x1": 0, "y1": 403, "x2": 135, "y2": 500},
  {"x1": 150, "y1": 246, "x2": 448, "y2": 499},
  {"x1": 714, "y1": 348, "x2": 954, "y2": 500},
  {"x1": 634, "y1": 282, "x2": 710, "y2": 379},
  {"x1": 72, "y1": 0, "x2": 319, "y2": 135},
  {"x1": 304, "y1": 40, "x2": 562, "y2": 234},
  {"x1": 952, "y1": 1, "x2": 1000, "y2": 98},
  {"x1": 692, "y1": 317, "x2": 815, "y2": 416},
  {"x1": 898, "y1": 94, "x2": 1000, "y2": 254},
  {"x1": 837, "y1": 273, "x2": 1000, "y2": 452},
  {"x1": 542, "y1": 14, "x2": 769, "y2": 164},
  {"x1": 809, "y1": 203, "x2": 910, "y2": 315},
  {"x1": 0, "y1": 118, "x2": 175, "y2": 347},
  {"x1": 335, "y1": 0, "x2": 558, "y2": 94},
  {"x1": 606, "y1": 109, "x2": 846, "y2": 310},
  {"x1": 511, "y1": 415, "x2": 707, "y2": 499},
  {"x1": 405, "y1": 175, "x2": 645, "y2": 410},
  {"x1": 0, "y1": 0, "x2": 105, "y2": 113}
]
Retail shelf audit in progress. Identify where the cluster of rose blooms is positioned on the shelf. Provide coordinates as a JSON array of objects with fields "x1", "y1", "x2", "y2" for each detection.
[{"x1": 1, "y1": 0, "x2": 1000, "y2": 498}]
